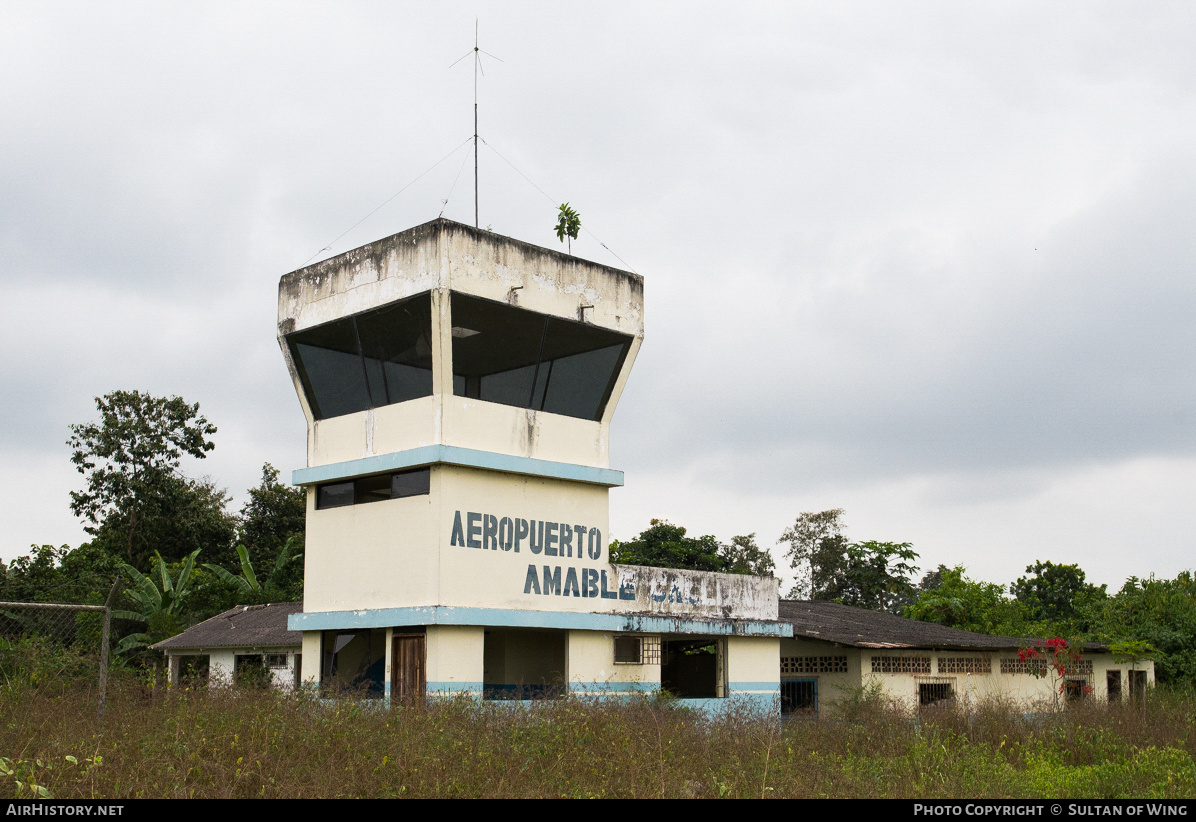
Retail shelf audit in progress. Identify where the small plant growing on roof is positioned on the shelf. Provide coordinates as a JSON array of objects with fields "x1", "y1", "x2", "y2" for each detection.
[{"x1": 555, "y1": 203, "x2": 581, "y2": 255}]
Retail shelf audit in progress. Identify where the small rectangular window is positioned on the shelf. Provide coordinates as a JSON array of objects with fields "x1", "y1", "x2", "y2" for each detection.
[
  {"x1": 317, "y1": 481, "x2": 354, "y2": 510},
  {"x1": 354, "y1": 474, "x2": 393, "y2": 505},
  {"x1": 614, "y1": 636, "x2": 642, "y2": 664},
  {"x1": 392, "y1": 468, "x2": 430, "y2": 498},
  {"x1": 265, "y1": 653, "x2": 288, "y2": 669},
  {"x1": 316, "y1": 468, "x2": 431, "y2": 509}
]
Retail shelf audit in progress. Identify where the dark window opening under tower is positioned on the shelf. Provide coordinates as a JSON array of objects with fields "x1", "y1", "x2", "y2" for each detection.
[
  {"x1": 661, "y1": 638, "x2": 724, "y2": 699},
  {"x1": 483, "y1": 628, "x2": 566, "y2": 700},
  {"x1": 321, "y1": 629, "x2": 386, "y2": 697},
  {"x1": 287, "y1": 292, "x2": 434, "y2": 420},
  {"x1": 450, "y1": 293, "x2": 631, "y2": 421}
]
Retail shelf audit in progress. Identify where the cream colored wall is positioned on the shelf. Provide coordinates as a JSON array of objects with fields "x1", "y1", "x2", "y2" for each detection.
[
  {"x1": 426, "y1": 625, "x2": 484, "y2": 691},
  {"x1": 300, "y1": 632, "x2": 322, "y2": 687},
  {"x1": 567, "y1": 631, "x2": 662, "y2": 688},
  {"x1": 436, "y1": 465, "x2": 611, "y2": 612},
  {"x1": 302, "y1": 470, "x2": 440, "y2": 613},
  {"x1": 208, "y1": 650, "x2": 234, "y2": 688},
  {"x1": 856, "y1": 651, "x2": 1157, "y2": 711},
  {"x1": 441, "y1": 397, "x2": 611, "y2": 468},
  {"x1": 779, "y1": 638, "x2": 863, "y2": 712},
  {"x1": 727, "y1": 637, "x2": 781, "y2": 685}
]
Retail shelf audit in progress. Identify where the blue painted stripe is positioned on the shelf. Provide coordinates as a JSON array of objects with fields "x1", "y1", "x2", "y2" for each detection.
[
  {"x1": 677, "y1": 695, "x2": 778, "y2": 714},
  {"x1": 427, "y1": 681, "x2": 484, "y2": 693},
  {"x1": 728, "y1": 682, "x2": 782, "y2": 693},
  {"x1": 569, "y1": 681, "x2": 658, "y2": 694},
  {"x1": 292, "y1": 444, "x2": 624, "y2": 487},
  {"x1": 289, "y1": 605, "x2": 792, "y2": 637}
]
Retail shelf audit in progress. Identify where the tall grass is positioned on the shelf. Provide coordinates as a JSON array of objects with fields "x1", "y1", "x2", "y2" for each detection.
[{"x1": 0, "y1": 682, "x2": 1193, "y2": 798}]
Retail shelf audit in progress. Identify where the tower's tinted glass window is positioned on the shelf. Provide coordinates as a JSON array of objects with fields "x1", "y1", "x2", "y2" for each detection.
[
  {"x1": 287, "y1": 293, "x2": 433, "y2": 420},
  {"x1": 451, "y1": 293, "x2": 630, "y2": 421}
]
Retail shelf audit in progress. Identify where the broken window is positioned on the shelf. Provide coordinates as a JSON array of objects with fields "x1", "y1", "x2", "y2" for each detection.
[
  {"x1": 316, "y1": 468, "x2": 430, "y2": 509},
  {"x1": 177, "y1": 655, "x2": 209, "y2": 688},
  {"x1": 661, "y1": 639, "x2": 725, "y2": 699},
  {"x1": 781, "y1": 679, "x2": 817, "y2": 715},
  {"x1": 321, "y1": 629, "x2": 386, "y2": 697},
  {"x1": 234, "y1": 654, "x2": 270, "y2": 689},
  {"x1": 1129, "y1": 670, "x2": 1148, "y2": 701},
  {"x1": 287, "y1": 292, "x2": 433, "y2": 420},
  {"x1": 450, "y1": 293, "x2": 631, "y2": 421}
]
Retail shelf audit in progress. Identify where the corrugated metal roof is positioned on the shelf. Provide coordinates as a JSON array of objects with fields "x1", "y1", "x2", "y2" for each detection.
[{"x1": 151, "y1": 602, "x2": 302, "y2": 652}]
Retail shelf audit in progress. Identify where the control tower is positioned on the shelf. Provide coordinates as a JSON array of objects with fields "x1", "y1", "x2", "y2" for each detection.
[{"x1": 279, "y1": 218, "x2": 784, "y2": 706}]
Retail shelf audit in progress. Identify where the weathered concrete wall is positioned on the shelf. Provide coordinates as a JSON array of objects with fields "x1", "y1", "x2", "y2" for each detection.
[
  {"x1": 615, "y1": 565, "x2": 779, "y2": 621},
  {"x1": 566, "y1": 630, "x2": 661, "y2": 693},
  {"x1": 278, "y1": 219, "x2": 644, "y2": 470}
]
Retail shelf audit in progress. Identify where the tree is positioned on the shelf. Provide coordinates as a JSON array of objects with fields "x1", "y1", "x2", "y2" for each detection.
[
  {"x1": 610, "y1": 519, "x2": 726, "y2": 572},
  {"x1": 1011, "y1": 560, "x2": 1106, "y2": 630},
  {"x1": 1094, "y1": 572, "x2": 1196, "y2": 688},
  {"x1": 68, "y1": 391, "x2": 216, "y2": 564},
  {"x1": 826, "y1": 541, "x2": 919, "y2": 614},
  {"x1": 554, "y1": 203, "x2": 581, "y2": 255},
  {"x1": 720, "y1": 533, "x2": 775, "y2": 577},
  {"x1": 779, "y1": 510, "x2": 920, "y2": 613},
  {"x1": 202, "y1": 537, "x2": 304, "y2": 605},
  {"x1": 778, "y1": 509, "x2": 850, "y2": 600},
  {"x1": 233, "y1": 463, "x2": 306, "y2": 573},
  {"x1": 80, "y1": 473, "x2": 235, "y2": 569},
  {"x1": 905, "y1": 565, "x2": 1027, "y2": 635},
  {"x1": 1018, "y1": 637, "x2": 1091, "y2": 707}
]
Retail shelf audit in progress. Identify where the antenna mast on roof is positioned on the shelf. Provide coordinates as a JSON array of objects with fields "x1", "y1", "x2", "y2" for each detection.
[{"x1": 451, "y1": 20, "x2": 503, "y2": 228}]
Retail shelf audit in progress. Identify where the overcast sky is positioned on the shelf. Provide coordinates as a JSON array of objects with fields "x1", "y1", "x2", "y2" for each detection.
[{"x1": 3, "y1": 3, "x2": 1194, "y2": 594}]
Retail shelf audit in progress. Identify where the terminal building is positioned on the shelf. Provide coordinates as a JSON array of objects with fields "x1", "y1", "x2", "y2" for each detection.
[{"x1": 156, "y1": 218, "x2": 1155, "y2": 714}]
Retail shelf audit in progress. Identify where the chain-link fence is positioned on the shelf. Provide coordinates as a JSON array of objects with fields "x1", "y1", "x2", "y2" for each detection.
[{"x1": 0, "y1": 581, "x2": 121, "y2": 727}]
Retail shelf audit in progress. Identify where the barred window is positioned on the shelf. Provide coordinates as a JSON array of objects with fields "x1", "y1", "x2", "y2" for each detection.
[
  {"x1": 937, "y1": 657, "x2": 991, "y2": 675},
  {"x1": 265, "y1": 653, "x2": 288, "y2": 669},
  {"x1": 781, "y1": 656, "x2": 848, "y2": 674},
  {"x1": 870, "y1": 656, "x2": 931, "y2": 675}
]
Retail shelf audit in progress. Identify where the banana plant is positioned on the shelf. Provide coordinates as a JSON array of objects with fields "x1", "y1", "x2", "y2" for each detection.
[
  {"x1": 202, "y1": 536, "x2": 303, "y2": 600},
  {"x1": 112, "y1": 549, "x2": 200, "y2": 654}
]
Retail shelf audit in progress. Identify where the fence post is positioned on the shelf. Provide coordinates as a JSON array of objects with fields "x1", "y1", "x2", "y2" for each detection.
[{"x1": 97, "y1": 578, "x2": 122, "y2": 730}]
